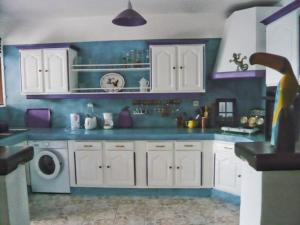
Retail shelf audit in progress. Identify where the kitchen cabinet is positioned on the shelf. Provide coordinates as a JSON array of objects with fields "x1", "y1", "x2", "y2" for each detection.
[
  {"x1": 20, "y1": 48, "x2": 77, "y2": 94},
  {"x1": 75, "y1": 150, "x2": 103, "y2": 186},
  {"x1": 104, "y1": 150, "x2": 135, "y2": 186},
  {"x1": 147, "y1": 150, "x2": 174, "y2": 187},
  {"x1": 214, "y1": 142, "x2": 242, "y2": 196},
  {"x1": 151, "y1": 44, "x2": 205, "y2": 93},
  {"x1": 266, "y1": 10, "x2": 299, "y2": 86},
  {"x1": 175, "y1": 151, "x2": 201, "y2": 187}
]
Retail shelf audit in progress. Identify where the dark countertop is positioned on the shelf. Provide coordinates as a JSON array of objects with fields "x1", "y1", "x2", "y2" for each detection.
[
  {"x1": 235, "y1": 142, "x2": 300, "y2": 171},
  {"x1": 0, "y1": 145, "x2": 34, "y2": 176}
]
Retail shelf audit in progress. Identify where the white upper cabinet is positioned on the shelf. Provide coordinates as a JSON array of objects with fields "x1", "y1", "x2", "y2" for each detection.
[
  {"x1": 20, "y1": 48, "x2": 76, "y2": 95},
  {"x1": 175, "y1": 151, "x2": 201, "y2": 187},
  {"x1": 151, "y1": 44, "x2": 205, "y2": 93},
  {"x1": 43, "y1": 49, "x2": 69, "y2": 93},
  {"x1": 151, "y1": 46, "x2": 177, "y2": 92},
  {"x1": 177, "y1": 45, "x2": 205, "y2": 92},
  {"x1": 20, "y1": 50, "x2": 44, "y2": 94},
  {"x1": 266, "y1": 10, "x2": 299, "y2": 86},
  {"x1": 105, "y1": 150, "x2": 135, "y2": 186}
]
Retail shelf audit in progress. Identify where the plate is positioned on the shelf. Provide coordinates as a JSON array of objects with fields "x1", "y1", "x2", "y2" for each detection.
[{"x1": 100, "y1": 73, "x2": 125, "y2": 92}]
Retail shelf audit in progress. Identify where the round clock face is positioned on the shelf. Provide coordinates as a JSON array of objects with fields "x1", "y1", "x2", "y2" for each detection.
[{"x1": 100, "y1": 73, "x2": 125, "y2": 92}]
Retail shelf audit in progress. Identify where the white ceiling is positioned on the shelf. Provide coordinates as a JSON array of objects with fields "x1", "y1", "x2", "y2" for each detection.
[{"x1": 0, "y1": 0, "x2": 280, "y2": 20}]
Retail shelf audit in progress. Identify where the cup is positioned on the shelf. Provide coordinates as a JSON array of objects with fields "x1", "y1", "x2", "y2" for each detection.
[{"x1": 186, "y1": 120, "x2": 197, "y2": 129}]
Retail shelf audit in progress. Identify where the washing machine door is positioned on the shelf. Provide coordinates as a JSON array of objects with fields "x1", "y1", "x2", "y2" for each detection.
[{"x1": 35, "y1": 150, "x2": 62, "y2": 180}]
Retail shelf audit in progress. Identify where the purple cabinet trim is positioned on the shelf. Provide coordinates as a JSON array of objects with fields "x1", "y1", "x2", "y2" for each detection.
[
  {"x1": 16, "y1": 43, "x2": 78, "y2": 50},
  {"x1": 147, "y1": 39, "x2": 209, "y2": 46},
  {"x1": 26, "y1": 92, "x2": 202, "y2": 100},
  {"x1": 261, "y1": 1, "x2": 300, "y2": 25},
  {"x1": 212, "y1": 70, "x2": 265, "y2": 79}
]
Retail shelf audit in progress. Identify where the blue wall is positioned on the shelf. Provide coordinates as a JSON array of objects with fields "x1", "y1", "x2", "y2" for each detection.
[{"x1": 1, "y1": 39, "x2": 265, "y2": 128}]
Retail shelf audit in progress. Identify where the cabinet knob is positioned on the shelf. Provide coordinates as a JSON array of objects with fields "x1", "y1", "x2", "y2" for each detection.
[
  {"x1": 38, "y1": 69, "x2": 42, "y2": 72},
  {"x1": 99, "y1": 166, "x2": 102, "y2": 169},
  {"x1": 180, "y1": 66, "x2": 184, "y2": 69},
  {"x1": 45, "y1": 69, "x2": 49, "y2": 72},
  {"x1": 107, "y1": 165, "x2": 111, "y2": 168},
  {"x1": 169, "y1": 166, "x2": 173, "y2": 169},
  {"x1": 238, "y1": 174, "x2": 242, "y2": 178},
  {"x1": 173, "y1": 66, "x2": 176, "y2": 70},
  {"x1": 176, "y1": 166, "x2": 180, "y2": 169}
]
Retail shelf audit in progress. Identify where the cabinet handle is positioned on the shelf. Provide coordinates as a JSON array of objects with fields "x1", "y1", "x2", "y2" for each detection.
[
  {"x1": 180, "y1": 66, "x2": 184, "y2": 69},
  {"x1": 38, "y1": 69, "x2": 42, "y2": 72},
  {"x1": 84, "y1": 145, "x2": 93, "y2": 148},
  {"x1": 184, "y1": 144, "x2": 194, "y2": 147},
  {"x1": 169, "y1": 166, "x2": 173, "y2": 169},
  {"x1": 45, "y1": 69, "x2": 49, "y2": 72},
  {"x1": 224, "y1": 147, "x2": 233, "y2": 150},
  {"x1": 173, "y1": 66, "x2": 176, "y2": 70},
  {"x1": 107, "y1": 165, "x2": 111, "y2": 168},
  {"x1": 115, "y1": 145, "x2": 125, "y2": 148},
  {"x1": 155, "y1": 145, "x2": 165, "y2": 148},
  {"x1": 176, "y1": 166, "x2": 180, "y2": 169},
  {"x1": 238, "y1": 174, "x2": 242, "y2": 178},
  {"x1": 99, "y1": 166, "x2": 102, "y2": 169}
]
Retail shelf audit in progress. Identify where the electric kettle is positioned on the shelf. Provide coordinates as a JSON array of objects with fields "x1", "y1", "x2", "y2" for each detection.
[{"x1": 84, "y1": 116, "x2": 97, "y2": 130}]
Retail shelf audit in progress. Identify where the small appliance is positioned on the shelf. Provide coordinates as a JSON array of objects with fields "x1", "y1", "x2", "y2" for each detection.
[
  {"x1": 139, "y1": 78, "x2": 149, "y2": 92},
  {"x1": 84, "y1": 116, "x2": 97, "y2": 130},
  {"x1": 26, "y1": 108, "x2": 51, "y2": 128},
  {"x1": 103, "y1": 113, "x2": 114, "y2": 129},
  {"x1": 117, "y1": 107, "x2": 133, "y2": 128},
  {"x1": 70, "y1": 113, "x2": 80, "y2": 130}
]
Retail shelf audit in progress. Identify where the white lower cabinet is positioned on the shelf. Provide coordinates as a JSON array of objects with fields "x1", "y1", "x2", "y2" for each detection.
[
  {"x1": 147, "y1": 150, "x2": 174, "y2": 187},
  {"x1": 105, "y1": 150, "x2": 135, "y2": 186},
  {"x1": 175, "y1": 151, "x2": 201, "y2": 187},
  {"x1": 214, "y1": 142, "x2": 242, "y2": 196},
  {"x1": 75, "y1": 151, "x2": 103, "y2": 186}
]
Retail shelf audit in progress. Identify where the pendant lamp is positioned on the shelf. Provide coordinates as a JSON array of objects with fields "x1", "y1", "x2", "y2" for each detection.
[{"x1": 112, "y1": 1, "x2": 147, "y2": 27}]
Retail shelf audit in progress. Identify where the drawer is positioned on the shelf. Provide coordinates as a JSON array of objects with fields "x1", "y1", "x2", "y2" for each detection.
[
  {"x1": 105, "y1": 141, "x2": 134, "y2": 151},
  {"x1": 29, "y1": 141, "x2": 68, "y2": 149},
  {"x1": 73, "y1": 141, "x2": 102, "y2": 150},
  {"x1": 147, "y1": 141, "x2": 173, "y2": 150},
  {"x1": 214, "y1": 141, "x2": 234, "y2": 152},
  {"x1": 175, "y1": 141, "x2": 202, "y2": 150}
]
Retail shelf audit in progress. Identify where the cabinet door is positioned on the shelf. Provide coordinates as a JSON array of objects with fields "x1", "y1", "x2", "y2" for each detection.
[
  {"x1": 105, "y1": 151, "x2": 135, "y2": 186},
  {"x1": 151, "y1": 46, "x2": 177, "y2": 92},
  {"x1": 214, "y1": 151, "x2": 241, "y2": 195},
  {"x1": 175, "y1": 151, "x2": 201, "y2": 187},
  {"x1": 177, "y1": 45, "x2": 205, "y2": 92},
  {"x1": 20, "y1": 49, "x2": 44, "y2": 94},
  {"x1": 147, "y1": 151, "x2": 173, "y2": 186},
  {"x1": 75, "y1": 150, "x2": 103, "y2": 186},
  {"x1": 43, "y1": 49, "x2": 69, "y2": 93},
  {"x1": 266, "y1": 11, "x2": 299, "y2": 86}
]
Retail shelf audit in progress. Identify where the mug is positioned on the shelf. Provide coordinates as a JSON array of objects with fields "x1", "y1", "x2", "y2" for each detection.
[{"x1": 186, "y1": 120, "x2": 198, "y2": 129}]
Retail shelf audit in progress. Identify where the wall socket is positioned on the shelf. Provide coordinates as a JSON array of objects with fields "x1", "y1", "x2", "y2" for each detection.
[{"x1": 193, "y1": 100, "x2": 199, "y2": 107}]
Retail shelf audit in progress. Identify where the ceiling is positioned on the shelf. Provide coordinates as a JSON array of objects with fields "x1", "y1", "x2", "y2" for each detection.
[{"x1": 0, "y1": 0, "x2": 280, "y2": 20}]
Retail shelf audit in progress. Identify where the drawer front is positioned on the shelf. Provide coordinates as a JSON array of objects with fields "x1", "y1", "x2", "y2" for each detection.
[
  {"x1": 147, "y1": 141, "x2": 173, "y2": 151},
  {"x1": 175, "y1": 141, "x2": 202, "y2": 150},
  {"x1": 214, "y1": 141, "x2": 235, "y2": 154},
  {"x1": 105, "y1": 141, "x2": 134, "y2": 151},
  {"x1": 29, "y1": 141, "x2": 68, "y2": 149},
  {"x1": 73, "y1": 141, "x2": 102, "y2": 150}
]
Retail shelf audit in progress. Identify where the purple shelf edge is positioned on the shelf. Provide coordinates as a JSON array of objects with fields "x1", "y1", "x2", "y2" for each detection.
[
  {"x1": 261, "y1": 1, "x2": 300, "y2": 25},
  {"x1": 212, "y1": 70, "x2": 265, "y2": 79},
  {"x1": 26, "y1": 92, "x2": 203, "y2": 100},
  {"x1": 16, "y1": 43, "x2": 78, "y2": 50}
]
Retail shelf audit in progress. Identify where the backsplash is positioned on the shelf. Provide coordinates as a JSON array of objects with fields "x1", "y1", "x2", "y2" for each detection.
[{"x1": 2, "y1": 39, "x2": 265, "y2": 128}]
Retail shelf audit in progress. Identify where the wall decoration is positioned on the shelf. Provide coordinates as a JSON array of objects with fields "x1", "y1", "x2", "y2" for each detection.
[{"x1": 229, "y1": 53, "x2": 249, "y2": 71}]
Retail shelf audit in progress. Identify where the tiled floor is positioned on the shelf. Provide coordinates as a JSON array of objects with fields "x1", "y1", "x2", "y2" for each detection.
[{"x1": 29, "y1": 194, "x2": 239, "y2": 225}]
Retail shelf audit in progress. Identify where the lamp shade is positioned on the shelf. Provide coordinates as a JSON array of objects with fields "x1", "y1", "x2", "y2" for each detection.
[{"x1": 112, "y1": 1, "x2": 147, "y2": 26}]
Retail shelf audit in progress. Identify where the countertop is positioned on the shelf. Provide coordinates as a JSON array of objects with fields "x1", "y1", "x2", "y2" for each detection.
[
  {"x1": 235, "y1": 142, "x2": 300, "y2": 171},
  {"x1": 0, "y1": 145, "x2": 33, "y2": 175}
]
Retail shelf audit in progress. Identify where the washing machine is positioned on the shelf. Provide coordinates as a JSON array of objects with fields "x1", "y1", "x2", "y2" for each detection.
[{"x1": 29, "y1": 141, "x2": 70, "y2": 193}]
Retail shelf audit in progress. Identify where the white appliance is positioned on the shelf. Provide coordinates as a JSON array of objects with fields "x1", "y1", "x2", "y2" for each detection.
[
  {"x1": 29, "y1": 141, "x2": 70, "y2": 193},
  {"x1": 103, "y1": 113, "x2": 114, "y2": 129},
  {"x1": 84, "y1": 116, "x2": 97, "y2": 130},
  {"x1": 70, "y1": 113, "x2": 80, "y2": 130}
]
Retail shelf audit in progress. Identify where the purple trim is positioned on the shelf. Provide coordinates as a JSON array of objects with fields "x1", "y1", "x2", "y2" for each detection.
[
  {"x1": 212, "y1": 70, "x2": 265, "y2": 79},
  {"x1": 16, "y1": 43, "x2": 78, "y2": 50},
  {"x1": 261, "y1": 1, "x2": 300, "y2": 25},
  {"x1": 26, "y1": 92, "x2": 202, "y2": 100},
  {"x1": 147, "y1": 39, "x2": 209, "y2": 46}
]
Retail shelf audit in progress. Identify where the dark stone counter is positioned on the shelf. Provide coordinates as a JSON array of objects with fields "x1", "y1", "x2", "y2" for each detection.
[
  {"x1": 0, "y1": 146, "x2": 34, "y2": 176},
  {"x1": 235, "y1": 142, "x2": 300, "y2": 171}
]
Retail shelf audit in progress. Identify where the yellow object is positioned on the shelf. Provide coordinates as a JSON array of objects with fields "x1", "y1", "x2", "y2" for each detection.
[{"x1": 186, "y1": 120, "x2": 198, "y2": 129}]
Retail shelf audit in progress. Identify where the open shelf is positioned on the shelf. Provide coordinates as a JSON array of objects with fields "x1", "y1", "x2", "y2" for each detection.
[
  {"x1": 72, "y1": 63, "x2": 151, "y2": 72},
  {"x1": 70, "y1": 87, "x2": 150, "y2": 92}
]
